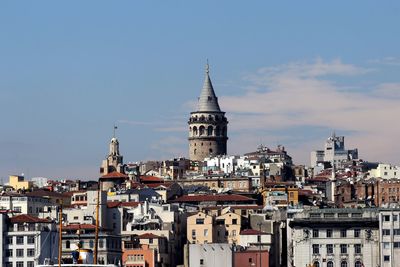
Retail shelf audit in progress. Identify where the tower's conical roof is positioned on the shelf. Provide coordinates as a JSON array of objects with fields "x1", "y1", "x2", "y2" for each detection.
[{"x1": 196, "y1": 64, "x2": 221, "y2": 112}]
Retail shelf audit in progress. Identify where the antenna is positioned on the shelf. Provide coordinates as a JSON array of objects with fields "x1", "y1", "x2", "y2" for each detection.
[{"x1": 113, "y1": 124, "x2": 118, "y2": 138}]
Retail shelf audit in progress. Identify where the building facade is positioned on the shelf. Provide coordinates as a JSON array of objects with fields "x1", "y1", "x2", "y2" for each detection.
[{"x1": 188, "y1": 64, "x2": 228, "y2": 161}]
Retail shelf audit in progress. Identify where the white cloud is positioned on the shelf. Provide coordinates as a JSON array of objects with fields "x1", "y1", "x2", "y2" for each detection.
[{"x1": 214, "y1": 59, "x2": 400, "y2": 165}]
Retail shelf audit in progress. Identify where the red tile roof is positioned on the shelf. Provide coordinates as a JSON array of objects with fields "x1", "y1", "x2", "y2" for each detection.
[
  {"x1": 100, "y1": 171, "x2": 128, "y2": 179},
  {"x1": 138, "y1": 233, "x2": 161, "y2": 239},
  {"x1": 140, "y1": 176, "x2": 164, "y2": 182},
  {"x1": 172, "y1": 194, "x2": 255, "y2": 203},
  {"x1": 240, "y1": 229, "x2": 267, "y2": 235},
  {"x1": 107, "y1": 201, "x2": 141, "y2": 208},
  {"x1": 10, "y1": 214, "x2": 51, "y2": 224}
]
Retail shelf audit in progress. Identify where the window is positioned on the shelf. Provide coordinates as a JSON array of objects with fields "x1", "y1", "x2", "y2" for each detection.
[
  {"x1": 14, "y1": 206, "x2": 22, "y2": 212},
  {"x1": 354, "y1": 229, "x2": 360, "y2": 238},
  {"x1": 16, "y1": 249, "x2": 24, "y2": 257},
  {"x1": 384, "y1": 215, "x2": 390, "y2": 221},
  {"x1": 16, "y1": 262, "x2": 23, "y2": 267},
  {"x1": 394, "y1": 229, "x2": 400, "y2": 235},
  {"x1": 326, "y1": 229, "x2": 332, "y2": 238},
  {"x1": 232, "y1": 219, "x2": 237, "y2": 225},
  {"x1": 249, "y1": 258, "x2": 253, "y2": 263},
  {"x1": 327, "y1": 261, "x2": 334, "y2": 267},
  {"x1": 313, "y1": 229, "x2": 319, "y2": 238},
  {"x1": 16, "y1": 236, "x2": 24, "y2": 244},
  {"x1": 326, "y1": 244, "x2": 333, "y2": 254},
  {"x1": 355, "y1": 261, "x2": 362, "y2": 267},
  {"x1": 394, "y1": 215, "x2": 398, "y2": 221},
  {"x1": 354, "y1": 244, "x2": 361, "y2": 254},
  {"x1": 27, "y1": 248, "x2": 35, "y2": 257},
  {"x1": 27, "y1": 235, "x2": 35, "y2": 244},
  {"x1": 7, "y1": 237, "x2": 13, "y2": 245},
  {"x1": 73, "y1": 216, "x2": 79, "y2": 220},
  {"x1": 192, "y1": 229, "x2": 196, "y2": 237},
  {"x1": 340, "y1": 261, "x2": 347, "y2": 267},
  {"x1": 394, "y1": 242, "x2": 400, "y2": 248},
  {"x1": 27, "y1": 262, "x2": 35, "y2": 267},
  {"x1": 200, "y1": 259, "x2": 204, "y2": 265},
  {"x1": 89, "y1": 240, "x2": 94, "y2": 248},
  {"x1": 384, "y1": 255, "x2": 390, "y2": 262},
  {"x1": 149, "y1": 238, "x2": 153, "y2": 244},
  {"x1": 6, "y1": 249, "x2": 13, "y2": 257},
  {"x1": 382, "y1": 229, "x2": 391, "y2": 236},
  {"x1": 204, "y1": 229, "x2": 208, "y2": 237},
  {"x1": 66, "y1": 240, "x2": 70, "y2": 249},
  {"x1": 340, "y1": 229, "x2": 347, "y2": 237},
  {"x1": 5, "y1": 263, "x2": 13, "y2": 267},
  {"x1": 99, "y1": 239, "x2": 104, "y2": 248},
  {"x1": 232, "y1": 230, "x2": 237, "y2": 236},
  {"x1": 163, "y1": 206, "x2": 169, "y2": 211},
  {"x1": 196, "y1": 218, "x2": 204, "y2": 224},
  {"x1": 312, "y1": 244, "x2": 319, "y2": 254},
  {"x1": 340, "y1": 244, "x2": 347, "y2": 254}
]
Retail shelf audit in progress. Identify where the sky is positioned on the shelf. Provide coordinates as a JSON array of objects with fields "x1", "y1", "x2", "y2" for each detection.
[{"x1": 1, "y1": 1, "x2": 400, "y2": 180}]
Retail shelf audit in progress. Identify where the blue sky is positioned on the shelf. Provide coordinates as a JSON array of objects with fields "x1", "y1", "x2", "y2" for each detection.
[{"x1": 1, "y1": 1, "x2": 400, "y2": 180}]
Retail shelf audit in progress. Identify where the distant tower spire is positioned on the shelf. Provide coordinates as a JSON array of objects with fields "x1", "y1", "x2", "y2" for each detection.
[
  {"x1": 206, "y1": 59, "x2": 209, "y2": 74},
  {"x1": 113, "y1": 124, "x2": 118, "y2": 138}
]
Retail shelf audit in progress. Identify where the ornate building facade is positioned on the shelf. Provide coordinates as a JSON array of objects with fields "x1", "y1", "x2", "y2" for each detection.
[{"x1": 188, "y1": 64, "x2": 228, "y2": 161}]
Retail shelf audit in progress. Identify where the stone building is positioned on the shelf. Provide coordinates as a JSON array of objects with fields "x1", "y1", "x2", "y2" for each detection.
[
  {"x1": 100, "y1": 136, "x2": 124, "y2": 176},
  {"x1": 188, "y1": 64, "x2": 228, "y2": 161}
]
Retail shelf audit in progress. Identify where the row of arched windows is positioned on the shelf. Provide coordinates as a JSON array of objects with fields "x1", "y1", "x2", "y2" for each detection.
[
  {"x1": 314, "y1": 261, "x2": 363, "y2": 267},
  {"x1": 190, "y1": 114, "x2": 226, "y2": 122},
  {"x1": 190, "y1": 126, "x2": 226, "y2": 137}
]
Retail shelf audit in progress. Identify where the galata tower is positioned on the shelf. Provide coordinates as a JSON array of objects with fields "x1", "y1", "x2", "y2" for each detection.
[{"x1": 188, "y1": 64, "x2": 228, "y2": 161}]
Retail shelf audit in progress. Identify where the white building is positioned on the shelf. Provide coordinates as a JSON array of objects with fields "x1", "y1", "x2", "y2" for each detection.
[
  {"x1": 184, "y1": 243, "x2": 232, "y2": 267},
  {"x1": 0, "y1": 193, "x2": 54, "y2": 216},
  {"x1": 4, "y1": 214, "x2": 59, "y2": 267},
  {"x1": 368, "y1": 163, "x2": 400, "y2": 179},
  {"x1": 311, "y1": 133, "x2": 358, "y2": 168},
  {"x1": 288, "y1": 208, "x2": 379, "y2": 267},
  {"x1": 379, "y1": 208, "x2": 400, "y2": 267}
]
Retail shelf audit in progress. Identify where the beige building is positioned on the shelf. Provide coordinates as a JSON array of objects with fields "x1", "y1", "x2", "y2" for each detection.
[
  {"x1": 187, "y1": 212, "x2": 213, "y2": 244},
  {"x1": 214, "y1": 210, "x2": 241, "y2": 244},
  {"x1": 8, "y1": 175, "x2": 33, "y2": 191},
  {"x1": 187, "y1": 210, "x2": 241, "y2": 245}
]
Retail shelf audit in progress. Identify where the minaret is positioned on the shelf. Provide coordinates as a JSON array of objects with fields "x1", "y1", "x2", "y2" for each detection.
[{"x1": 188, "y1": 63, "x2": 228, "y2": 161}]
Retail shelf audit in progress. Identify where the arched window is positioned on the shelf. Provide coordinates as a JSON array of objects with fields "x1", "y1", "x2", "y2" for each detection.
[
  {"x1": 215, "y1": 126, "x2": 221, "y2": 136},
  {"x1": 208, "y1": 115, "x2": 213, "y2": 121},
  {"x1": 207, "y1": 126, "x2": 213, "y2": 136},
  {"x1": 341, "y1": 261, "x2": 348, "y2": 267},
  {"x1": 66, "y1": 240, "x2": 70, "y2": 249},
  {"x1": 194, "y1": 149, "x2": 197, "y2": 155},
  {"x1": 355, "y1": 261, "x2": 363, "y2": 267},
  {"x1": 209, "y1": 148, "x2": 213, "y2": 154},
  {"x1": 193, "y1": 126, "x2": 198, "y2": 136},
  {"x1": 313, "y1": 262, "x2": 320, "y2": 267},
  {"x1": 199, "y1": 126, "x2": 205, "y2": 136},
  {"x1": 327, "y1": 261, "x2": 334, "y2": 267}
]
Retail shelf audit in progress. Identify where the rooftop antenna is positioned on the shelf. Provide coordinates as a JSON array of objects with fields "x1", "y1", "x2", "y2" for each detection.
[
  {"x1": 113, "y1": 124, "x2": 118, "y2": 138},
  {"x1": 206, "y1": 59, "x2": 210, "y2": 74}
]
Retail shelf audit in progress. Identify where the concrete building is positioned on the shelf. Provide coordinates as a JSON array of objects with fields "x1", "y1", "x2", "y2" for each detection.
[
  {"x1": 188, "y1": 64, "x2": 228, "y2": 161},
  {"x1": 379, "y1": 208, "x2": 400, "y2": 267},
  {"x1": 368, "y1": 163, "x2": 400, "y2": 179},
  {"x1": 187, "y1": 212, "x2": 214, "y2": 244},
  {"x1": 311, "y1": 133, "x2": 358, "y2": 168},
  {"x1": 8, "y1": 175, "x2": 33, "y2": 191},
  {"x1": 288, "y1": 208, "x2": 380, "y2": 267},
  {"x1": 0, "y1": 192, "x2": 54, "y2": 216},
  {"x1": 184, "y1": 243, "x2": 232, "y2": 267},
  {"x1": 4, "y1": 214, "x2": 59, "y2": 267},
  {"x1": 233, "y1": 249, "x2": 269, "y2": 267}
]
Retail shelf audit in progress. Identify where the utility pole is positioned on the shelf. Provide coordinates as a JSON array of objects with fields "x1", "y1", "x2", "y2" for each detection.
[
  {"x1": 94, "y1": 186, "x2": 100, "y2": 264},
  {"x1": 58, "y1": 200, "x2": 63, "y2": 267}
]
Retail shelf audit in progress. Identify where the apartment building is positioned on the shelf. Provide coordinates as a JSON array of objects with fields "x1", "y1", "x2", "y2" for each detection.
[
  {"x1": 379, "y1": 208, "x2": 400, "y2": 267},
  {"x1": 288, "y1": 209, "x2": 380, "y2": 267}
]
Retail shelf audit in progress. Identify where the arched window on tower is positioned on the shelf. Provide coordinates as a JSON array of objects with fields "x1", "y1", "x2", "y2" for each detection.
[
  {"x1": 222, "y1": 126, "x2": 227, "y2": 136},
  {"x1": 194, "y1": 149, "x2": 197, "y2": 155},
  {"x1": 208, "y1": 115, "x2": 213, "y2": 121},
  {"x1": 207, "y1": 126, "x2": 213, "y2": 136},
  {"x1": 199, "y1": 126, "x2": 205, "y2": 136},
  {"x1": 193, "y1": 126, "x2": 198, "y2": 136},
  {"x1": 215, "y1": 126, "x2": 221, "y2": 136}
]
